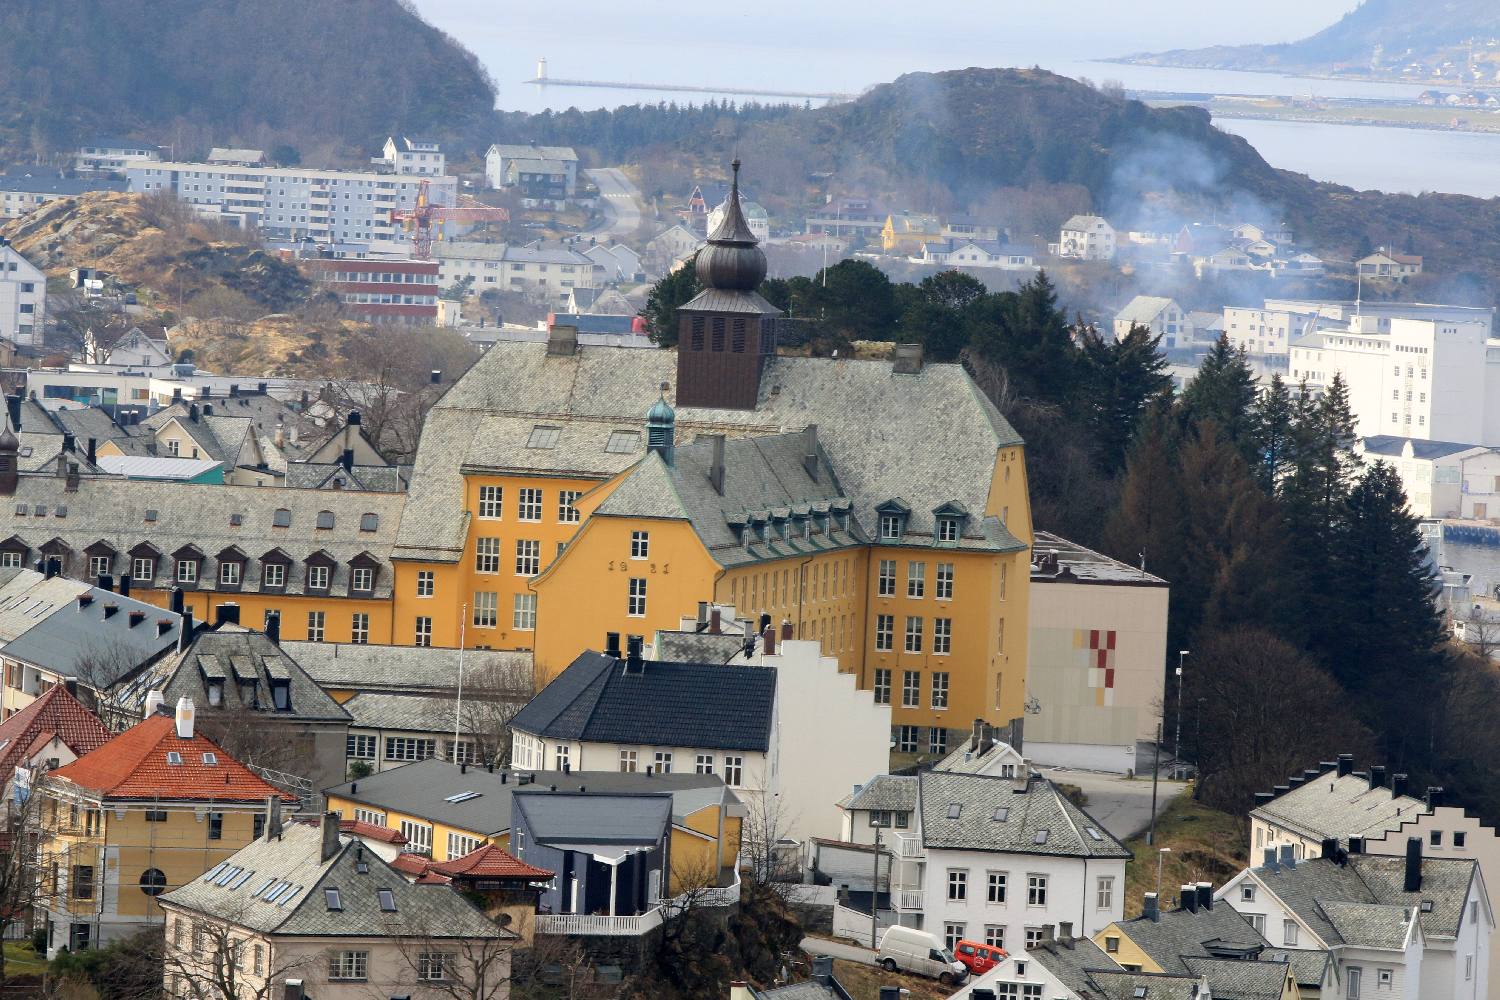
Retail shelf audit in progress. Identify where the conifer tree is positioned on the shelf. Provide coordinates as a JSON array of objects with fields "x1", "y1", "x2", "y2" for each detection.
[
  {"x1": 1079, "y1": 324, "x2": 1171, "y2": 476},
  {"x1": 1180, "y1": 335, "x2": 1258, "y2": 455},
  {"x1": 1250, "y1": 374, "x2": 1295, "y2": 491}
]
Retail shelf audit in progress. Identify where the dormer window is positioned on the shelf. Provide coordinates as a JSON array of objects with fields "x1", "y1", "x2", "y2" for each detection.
[
  {"x1": 206, "y1": 679, "x2": 224, "y2": 707},
  {"x1": 933, "y1": 502, "x2": 970, "y2": 545},
  {"x1": 876, "y1": 499, "x2": 911, "y2": 542},
  {"x1": 937, "y1": 517, "x2": 960, "y2": 543}
]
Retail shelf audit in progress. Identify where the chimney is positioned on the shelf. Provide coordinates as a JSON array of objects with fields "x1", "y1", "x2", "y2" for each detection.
[
  {"x1": 430, "y1": 370, "x2": 442, "y2": 385},
  {"x1": 1263, "y1": 847, "x2": 1278, "y2": 869},
  {"x1": 892, "y1": 342, "x2": 924, "y2": 374},
  {"x1": 758, "y1": 612, "x2": 771, "y2": 635},
  {"x1": 5, "y1": 396, "x2": 18, "y2": 432},
  {"x1": 1392, "y1": 773, "x2": 1409, "y2": 799},
  {"x1": 1349, "y1": 836, "x2": 1363, "y2": 854},
  {"x1": 1181, "y1": 884, "x2": 1198, "y2": 913},
  {"x1": 879, "y1": 989, "x2": 903, "y2": 1000},
  {"x1": 811, "y1": 955, "x2": 833, "y2": 983},
  {"x1": 275, "y1": 423, "x2": 286, "y2": 449},
  {"x1": 1369, "y1": 765, "x2": 1387, "y2": 790},
  {"x1": 120, "y1": 574, "x2": 132, "y2": 598},
  {"x1": 709, "y1": 608, "x2": 722, "y2": 634},
  {"x1": 177, "y1": 607, "x2": 195, "y2": 652},
  {"x1": 1279, "y1": 844, "x2": 1296, "y2": 869},
  {"x1": 62, "y1": 432, "x2": 75, "y2": 453},
  {"x1": 340, "y1": 448, "x2": 354, "y2": 472},
  {"x1": 156, "y1": 620, "x2": 172, "y2": 637},
  {"x1": 1337, "y1": 754, "x2": 1354, "y2": 777},
  {"x1": 1405, "y1": 836, "x2": 1423, "y2": 892},
  {"x1": 625, "y1": 635, "x2": 644, "y2": 673},
  {"x1": 561, "y1": 761, "x2": 570, "y2": 775},
  {"x1": 97, "y1": 574, "x2": 113, "y2": 592},
  {"x1": 972, "y1": 717, "x2": 985, "y2": 752},
  {"x1": 321, "y1": 812, "x2": 342, "y2": 863},
  {"x1": 1303, "y1": 768, "x2": 1321, "y2": 783},
  {"x1": 1254, "y1": 791, "x2": 1274, "y2": 806},
  {"x1": 103, "y1": 603, "x2": 119, "y2": 619},
  {"x1": 128, "y1": 610, "x2": 145, "y2": 628},
  {"x1": 77, "y1": 594, "x2": 93, "y2": 610},
  {"x1": 1143, "y1": 892, "x2": 1160, "y2": 922},
  {"x1": 170, "y1": 587, "x2": 185, "y2": 614},
  {"x1": 215, "y1": 603, "x2": 240, "y2": 626},
  {"x1": 267, "y1": 795, "x2": 284, "y2": 842},
  {"x1": 65, "y1": 462, "x2": 80, "y2": 492},
  {"x1": 707, "y1": 434, "x2": 725, "y2": 495},
  {"x1": 174, "y1": 697, "x2": 195, "y2": 739},
  {"x1": 762, "y1": 625, "x2": 776, "y2": 656},
  {"x1": 86, "y1": 438, "x2": 97, "y2": 465},
  {"x1": 189, "y1": 403, "x2": 199, "y2": 422},
  {"x1": 1058, "y1": 920, "x2": 1074, "y2": 941},
  {"x1": 730, "y1": 985, "x2": 755, "y2": 1000},
  {"x1": 1425, "y1": 786, "x2": 1444, "y2": 811},
  {"x1": 203, "y1": 404, "x2": 213, "y2": 417},
  {"x1": 780, "y1": 618, "x2": 793, "y2": 642},
  {"x1": 266, "y1": 611, "x2": 280, "y2": 645},
  {"x1": 230, "y1": 384, "x2": 239, "y2": 397},
  {"x1": 802, "y1": 424, "x2": 819, "y2": 480},
  {"x1": 144, "y1": 690, "x2": 165, "y2": 717},
  {"x1": 348, "y1": 410, "x2": 361, "y2": 427},
  {"x1": 1321, "y1": 838, "x2": 1338, "y2": 860},
  {"x1": 174, "y1": 387, "x2": 183, "y2": 401},
  {"x1": 605, "y1": 632, "x2": 621, "y2": 659},
  {"x1": 1196, "y1": 882, "x2": 1213, "y2": 911},
  {"x1": 546, "y1": 323, "x2": 579, "y2": 356},
  {"x1": 1039, "y1": 923, "x2": 1055, "y2": 945}
]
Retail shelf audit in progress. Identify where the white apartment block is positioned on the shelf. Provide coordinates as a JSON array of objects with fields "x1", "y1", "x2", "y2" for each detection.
[
  {"x1": 74, "y1": 139, "x2": 160, "y2": 174},
  {"x1": 1222, "y1": 304, "x2": 1320, "y2": 357},
  {"x1": 433, "y1": 242, "x2": 597, "y2": 305},
  {"x1": 1228, "y1": 299, "x2": 1491, "y2": 360},
  {"x1": 126, "y1": 147, "x2": 455, "y2": 245},
  {"x1": 1289, "y1": 313, "x2": 1500, "y2": 445},
  {"x1": 0, "y1": 245, "x2": 45, "y2": 347}
]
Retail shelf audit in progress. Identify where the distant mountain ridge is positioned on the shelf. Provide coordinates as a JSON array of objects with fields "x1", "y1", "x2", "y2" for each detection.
[
  {"x1": 1124, "y1": 0, "x2": 1500, "y2": 72},
  {"x1": 0, "y1": 0, "x2": 495, "y2": 162}
]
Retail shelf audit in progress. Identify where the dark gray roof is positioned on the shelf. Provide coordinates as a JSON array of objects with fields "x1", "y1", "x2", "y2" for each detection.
[
  {"x1": 510, "y1": 650, "x2": 776, "y2": 753},
  {"x1": 1359, "y1": 435, "x2": 1484, "y2": 461},
  {"x1": 0, "y1": 477, "x2": 403, "y2": 598},
  {"x1": 0, "y1": 174, "x2": 125, "y2": 196},
  {"x1": 1250, "y1": 772, "x2": 1426, "y2": 842},
  {"x1": 125, "y1": 625, "x2": 351, "y2": 724},
  {"x1": 513, "y1": 790, "x2": 671, "y2": 848},
  {"x1": 841, "y1": 775, "x2": 917, "y2": 813},
  {"x1": 1085, "y1": 971, "x2": 1205, "y2": 1000},
  {"x1": 1032, "y1": 530, "x2": 1167, "y2": 586},
  {"x1": 0, "y1": 580, "x2": 182, "y2": 680},
  {"x1": 287, "y1": 642, "x2": 531, "y2": 695},
  {"x1": 1113, "y1": 902, "x2": 1269, "y2": 973},
  {"x1": 395, "y1": 342, "x2": 1023, "y2": 563},
  {"x1": 342, "y1": 692, "x2": 481, "y2": 735},
  {"x1": 1020, "y1": 936, "x2": 1119, "y2": 999},
  {"x1": 918, "y1": 772, "x2": 1131, "y2": 859},
  {"x1": 324, "y1": 758, "x2": 736, "y2": 835},
  {"x1": 283, "y1": 463, "x2": 409, "y2": 492},
  {"x1": 1260, "y1": 948, "x2": 1332, "y2": 987},
  {"x1": 159, "y1": 822, "x2": 501, "y2": 939},
  {"x1": 1179, "y1": 958, "x2": 1292, "y2": 1000}
]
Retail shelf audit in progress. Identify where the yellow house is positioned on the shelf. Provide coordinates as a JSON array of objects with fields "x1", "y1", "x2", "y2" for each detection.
[
  {"x1": 322, "y1": 758, "x2": 742, "y2": 908},
  {"x1": 881, "y1": 212, "x2": 944, "y2": 254},
  {"x1": 33, "y1": 708, "x2": 297, "y2": 955}
]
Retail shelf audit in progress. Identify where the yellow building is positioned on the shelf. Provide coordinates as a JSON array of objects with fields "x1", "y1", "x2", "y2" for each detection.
[
  {"x1": 33, "y1": 707, "x2": 296, "y2": 955},
  {"x1": 881, "y1": 212, "x2": 944, "y2": 253}
]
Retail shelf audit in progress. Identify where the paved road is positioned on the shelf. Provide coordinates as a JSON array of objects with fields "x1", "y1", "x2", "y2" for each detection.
[
  {"x1": 1039, "y1": 766, "x2": 1190, "y2": 842},
  {"x1": 584, "y1": 167, "x2": 643, "y2": 240},
  {"x1": 801, "y1": 936, "x2": 877, "y2": 966}
]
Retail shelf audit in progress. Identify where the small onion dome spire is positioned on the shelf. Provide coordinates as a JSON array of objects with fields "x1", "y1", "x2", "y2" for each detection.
[
  {"x1": 695, "y1": 159, "x2": 767, "y2": 292},
  {"x1": 646, "y1": 383, "x2": 675, "y2": 466}
]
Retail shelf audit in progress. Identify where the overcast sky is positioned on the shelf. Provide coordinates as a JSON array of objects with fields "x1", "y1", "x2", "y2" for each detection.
[{"x1": 413, "y1": 0, "x2": 1365, "y2": 101}]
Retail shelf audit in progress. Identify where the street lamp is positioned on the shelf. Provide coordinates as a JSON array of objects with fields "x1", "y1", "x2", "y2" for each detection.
[
  {"x1": 1156, "y1": 847, "x2": 1172, "y2": 898},
  {"x1": 1175, "y1": 651, "x2": 1190, "y2": 762}
]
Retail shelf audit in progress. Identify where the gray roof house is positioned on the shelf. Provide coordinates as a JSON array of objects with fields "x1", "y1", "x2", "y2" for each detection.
[{"x1": 917, "y1": 771, "x2": 1131, "y2": 860}]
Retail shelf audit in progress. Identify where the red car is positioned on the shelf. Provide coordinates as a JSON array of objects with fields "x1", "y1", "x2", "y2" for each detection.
[{"x1": 955, "y1": 939, "x2": 1007, "y2": 975}]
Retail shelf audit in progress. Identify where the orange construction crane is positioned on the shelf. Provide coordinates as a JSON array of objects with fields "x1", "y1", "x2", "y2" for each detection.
[{"x1": 390, "y1": 180, "x2": 510, "y2": 259}]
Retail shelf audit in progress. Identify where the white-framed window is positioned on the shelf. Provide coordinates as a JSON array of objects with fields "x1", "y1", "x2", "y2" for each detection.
[
  {"x1": 654, "y1": 751, "x2": 673, "y2": 774},
  {"x1": 724, "y1": 755, "x2": 743, "y2": 787},
  {"x1": 518, "y1": 488, "x2": 542, "y2": 521},
  {"x1": 875, "y1": 614, "x2": 894, "y2": 651},
  {"x1": 351, "y1": 613, "x2": 369, "y2": 644},
  {"x1": 0, "y1": 552, "x2": 22, "y2": 568},
  {"x1": 351, "y1": 567, "x2": 373, "y2": 592},
  {"x1": 417, "y1": 952, "x2": 452, "y2": 982},
  {"x1": 947, "y1": 868, "x2": 968, "y2": 901},
  {"x1": 628, "y1": 577, "x2": 647, "y2": 616},
  {"x1": 307, "y1": 564, "x2": 330, "y2": 590},
  {"x1": 1283, "y1": 919, "x2": 1298, "y2": 946},
  {"x1": 555, "y1": 745, "x2": 570, "y2": 770},
  {"x1": 1027, "y1": 874, "x2": 1047, "y2": 906},
  {"x1": 559, "y1": 490, "x2": 581, "y2": 523},
  {"x1": 1348, "y1": 966, "x2": 1362, "y2": 998},
  {"x1": 1097, "y1": 876, "x2": 1114, "y2": 910},
  {"x1": 1025, "y1": 927, "x2": 1044, "y2": 948},
  {"x1": 984, "y1": 925, "x2": 1005, "y2": 949},
  {"x1": 929, "y1": 728, "x2": 948, "y2": 754},
  {"x1": 934, "y1": 618, "x2": 952, "y2": 655},
  {"x1": 346, "y1": 734, "x2": 376, "y2": 759},
  {"x1": 89, "y1": 555, "x2": 111, "y2": 578},
  {"x1": 695, "y1": 753, "x2": 714, "y2": 774},
  {"x1": 516, "y1": 539, "x2": 540, "y2": 575},
  {"x1": 931, "y1": 672, "x2": 949, "y2": 708},
  {"x1": 446, "y1": 832, "x2": 481, "y2": 860},
  {"x1": 943, "y1": 922, "x2": 965, "y2": 951},
  {"x1": 416, "y1": 570, "x2": 434, "y2": 597},
  {"x1": 414, "y1": 616, "x2": 432, "y2": 646},
  {"x1": 878, "y1": 559, "x2": 896, "y2": 596},
  {"x1": 388, "y1": 738, "x2": 437, "y2": 763},
  {"x1": 1247, "y1": 912, "x2": 1266, "y2": 934},
  {"x1": 897, "y1": 725, "x2": 918, "y2": 753},
  {"x1": 263, "y1": 563, "x2": 286, "y2": 588},
  {"x1": 473, "y1": 592, "x2": 498, "y2": 628},
  {"x1": 618, "y1": 750, "x2": 637, "y2": 773},
  {"x1": 873, "y1": 669, "x2": 891, "y2": 704},
  {"x1": 907, "y1": 561, "x2": 925, "y2": 597},
  {"x1": 1377, "y1": 970, "x2": 1392, "y2": 988},
  {"x1": 328, "y1": 951, "x2": 369, "y2": 981},
  {"x1": 905, "y1": 616, "x2": 923, "y2": 652},
  {"x1": 936, "y1": 562, "x2": 954, "y2": 599},
  {"x1": 987, "y1": 871, "x2": 1007, "y2": 903},
  {"x1": 938, "y1": 518, "x2": 960, "y2": 542},
  {"x1": 902, "y1": 670, "x2": 919, "y2": 708},
  {"x1": 879, "y1": 513, "x2": 903, "y2": 540},
  {"x1": 631, "y1": 531, "x2": 650, "y2": 559},
  {"x1": 475, "y1": 537, "x2": 501, "y2": 573},
  {"x1": 219, "y1": 561, "x2": 241, "y2": 586},
  {"x1": 177, "y1": 559, "x2": 198, "y2": 583},
  {"x1": 478, "y1": 485, "x2": 503, "y2": 519},
  {"x1": 513, "y1": 593, "x2": 537, "y2": 630},
  {"x1": 306, "y1": 611, "x2": 325, "y2": 642}
]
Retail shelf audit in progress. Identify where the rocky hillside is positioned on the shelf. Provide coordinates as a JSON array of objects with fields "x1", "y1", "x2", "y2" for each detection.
[
  {"x1": 1124, "y1": 0, "x2": 1500, "y2": 73},
  {"x1": 0, "y1": 0, "x2": 495, "y2": 162}
]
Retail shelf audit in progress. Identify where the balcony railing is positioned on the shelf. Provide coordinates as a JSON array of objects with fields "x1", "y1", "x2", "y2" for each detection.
[
  {"x1": 534, "y1": 868, "x2": 741, "y2": 936},
  {"x1": 892, "y1": 833, "x2": 924, "y2": 858},
  {"x1": 894, "y1": 889, "x2": 925, "y2": 911}
]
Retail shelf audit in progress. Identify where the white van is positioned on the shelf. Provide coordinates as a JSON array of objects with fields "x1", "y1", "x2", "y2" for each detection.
[{"x1": 877, "y1": 926, "x2": 969, "y2": 984}]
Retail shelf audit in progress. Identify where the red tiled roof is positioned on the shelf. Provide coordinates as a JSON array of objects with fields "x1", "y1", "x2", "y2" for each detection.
[
  {"x1": 431, "y1": 843, "x2": 554, "y2": 881},
  {"x1": 339, "y1": 819, "x2": 407, "y2": 845},
  {"x1": 49, "y1": 715, "x2": 295, "y2": 802},
  {"x1": 390, "y1": 852, "x2": 434, "y2": 876},
  {"x1": 0, "y1": 686, "x2": 110, "y2": 785},
  {"x1": 415, "y1": 871, "x2": 453, "y2": 885}
]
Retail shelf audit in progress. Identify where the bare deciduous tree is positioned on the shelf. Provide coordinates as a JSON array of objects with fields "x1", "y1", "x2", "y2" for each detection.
[
  {"x1": 384, "y1": 921, "x2": 517, "y2": 1000},
  {"x1": 161, "y1": 907, "x2": 310, "y2": 1000},
  {"x1": 459, "y1": 656, "x2": 535, "y2": 767}
]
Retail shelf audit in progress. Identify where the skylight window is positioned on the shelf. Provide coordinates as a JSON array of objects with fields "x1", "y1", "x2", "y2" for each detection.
[
  {"x1": 1034, "y1": 829, "x2": 1050, "y2": 844},
  {"x1": 378, "y1": 888, "x2": 397, "y2": 912},
  {"x1": 360, "y1": 513, "x2": 379, "y2": 532},
  {"x1": 1134, "y1": 989, "x2": 1148, "y2": 999},
  {"x1": 1086, "y1": 827, "x2": 1104, "y2": 841},
  {"x1": 202, "y1": 863, "x2": 228, "y2": 883},
  {"x1": 527, "y1": 425, "x2": 561, "y2": 449},
  {"x1": 230, "y1": 513, "x2": 243, "y2": 526},
  {"x1": 228, "y1": 869, "x2": 255, "y2": 890},
  {"x1": 13, "y1": 504, "x2": 23, "y2": 516},
  {"x1": 276, "y1": 884, "x2": 302, "y2": 906},
  {"x1": 356, "y1": 861, "x2": 369, "y2": 875},
  {"x1": 325, "y1": 887, "x2": 343, "y2": 911},
  {"x1": 1421, "y1": 901, "x2": 1435, "y2": 913},
  {"x1": 605, "y1": 430, "x2": 641, "y2": 454},
  {"x1": 444, "y1": 791, "x2": 481, "y2": 803},
  {"x1": 263, "y1": 880, "x2": 289, "y2": 901},
  {"x1": 992, "y1": 807, "x2": 1010, "y2": 822},
  {"x1": 54, "y1": 506, "x2": 66, "y2": 518},
  {"x1": 145, "y1": 509, "x2": 158, "y2": 522},
  {"x1": 254, "y1": 877, "x2": 276, "y2": 897},
  {"x1": 215, "y1": 866, "x2": 241, "y2": 886},
  {"x1": 946, "y1": 803, "x2": 962, "y2": 820},
  {"x1": 316, "y1": 510, "x2": 335, "y2": 529},
  {"x1": 202, "y1": 752, "x2": 218, "y2": 766},
  {"x1": 166, "y1": 751, "x2": 183, "y2": 765},
  {"x1": 272, "y1": 508, "x2": 291, "y2": 528}
]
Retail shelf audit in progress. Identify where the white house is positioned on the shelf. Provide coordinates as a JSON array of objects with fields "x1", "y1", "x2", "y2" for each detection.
[
  {"x1": 484, "y1": 144, "x2": 579, "y2": 195},
  {"x1": 920, "y1": 240, "x2": 1037, "y2": 271},
  {"x1": 1056, "y1": 216, "x2": 1116, "y2": 262},
  {"x1": 707, "y1": 199, "x2": 770, "y2": 243},
  {"x1": 1356, "y1": 436, "x2": 1487, "y2": 519},
  {"x1": 1219, "y1": 845, "x2": 1491, "y2": 1000},
  {"x1": 583, "y1": 243, "x2": 643, "y2": 283},
  {"x1": 431, "y1": 242, "x2": 596, "y2": 305},
  {"x1": 1359, "y1": 250, "x2": 1424, "y2": 283},
  {"x1": 378, "y1": 136, "x2": 446, "y2": 177},
  {"x1": 0, "y1": 244, "x2": 45, "y2": 347},
  {"x1": 1112, "y1": 296, "x2": 1188, "y2": 348}
]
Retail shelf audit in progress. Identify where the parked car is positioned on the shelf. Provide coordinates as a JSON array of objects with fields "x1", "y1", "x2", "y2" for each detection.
[
  {"x1": 955, "y1": 939, "x2": 1007, "y2": 975},
  {"x1": 877, "y1": 926, "x2": 969, "y2": 984}
]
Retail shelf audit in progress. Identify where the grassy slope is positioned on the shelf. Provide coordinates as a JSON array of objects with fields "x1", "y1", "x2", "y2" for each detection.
[{"x1": 1122, "y1": 794, "x2": 1248, "y2": 918}]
